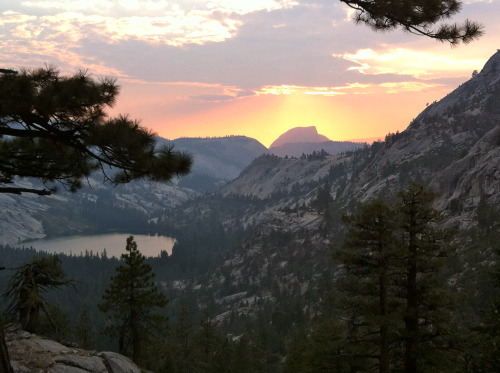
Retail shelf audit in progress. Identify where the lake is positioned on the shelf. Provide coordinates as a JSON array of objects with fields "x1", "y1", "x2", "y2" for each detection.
[{"x1": 25, "y1": 233, "x2": 176, "y2": 258}]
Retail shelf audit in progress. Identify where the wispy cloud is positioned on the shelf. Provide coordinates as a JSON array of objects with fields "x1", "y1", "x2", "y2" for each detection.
[
  {"x1": 0, "y1": 1, "x2": 298, "y2": 75},
  {"x1": 20, "y1": 0, "x2": 298, "y2": 15},
  {"x1": 188, "y1": 85, "x2": 253, "y2": 102},
  {"x1": 254, "y1": 81, "x2": 440, "y2": 96},
  {"x1": 2, "y1": 10, "x2": 241, "y2": 47},
  {"x1": 7, "y1": 1, "x2": 298, "y2": 46},
  {"x1": 0, "y1": 10, "x2": 36, "y2": 24},
  {"x1": 335, "y1": 48, "x2": 486, "y2": 79}
]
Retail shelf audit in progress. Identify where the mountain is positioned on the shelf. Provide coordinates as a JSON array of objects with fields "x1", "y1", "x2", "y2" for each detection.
[
  {"x1": 269, "y1": 140, "x2": 364, "y2": 157},
  {"x1": 270, "y1": 126, "x2": 329, "y2": 147},
  {"x1": 161, "y1": 136, "x2": 269, "y2": 192},
  {"x1": 223, "y1": 51, "x2": 500, "y2": 224},
  {"x1": 269, "y1": 126, "x2": 364, "y2": 157},
  {"x1": 155, "y1": 50, "x2": 500, "y2": 332},
  {"x1": 0, "y1": 136, "x2": 267, "y2": 245}
]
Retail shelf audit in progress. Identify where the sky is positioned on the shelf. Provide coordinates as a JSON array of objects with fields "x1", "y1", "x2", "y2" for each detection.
[{"x1": 1, "y1": 0, "x2": 499, "y2": 147}]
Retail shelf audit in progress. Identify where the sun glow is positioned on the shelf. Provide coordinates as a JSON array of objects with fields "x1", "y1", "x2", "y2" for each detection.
[
  {"x1": 109, "y1": 73, "x2": 449, "y2": 148},
  {"x1": 3, "y1": 0, "x2": 495, "y2": 147}
]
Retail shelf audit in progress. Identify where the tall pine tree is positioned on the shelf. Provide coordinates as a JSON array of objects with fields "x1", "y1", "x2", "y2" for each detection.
[
  {"x1": 333, "y1": 183, "x2": 458, "y2": 372},
  {"x1": 398, "y1": 183, "x2": 457, "y2": 373},
  {"x1": 335, "y1": 199, "x2": 401, "y2": 373},
  {"x1": 99, "y1": 236, "x2": 168, "y2": 365}
]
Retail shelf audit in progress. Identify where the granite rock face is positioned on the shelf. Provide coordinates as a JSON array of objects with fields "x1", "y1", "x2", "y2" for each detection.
[
  {"x1": 269, "y1": 126, "x2": 330, "y2": 148},
  {"x1": 5, "y1": 324, "x2": 141, "y2": 373}
]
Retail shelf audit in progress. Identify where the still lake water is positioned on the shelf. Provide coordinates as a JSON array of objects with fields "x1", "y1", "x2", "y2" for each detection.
[{"x1": 25, "y1": 233, "x2": 176, "y2": 258}]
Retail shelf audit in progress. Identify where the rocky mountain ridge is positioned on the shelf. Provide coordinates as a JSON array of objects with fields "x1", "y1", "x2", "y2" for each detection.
[{"x1": 222, "y1": 51, "x2": 500, "y2": 228}]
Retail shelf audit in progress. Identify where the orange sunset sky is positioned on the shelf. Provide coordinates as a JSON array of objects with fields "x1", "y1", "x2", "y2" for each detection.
[{"x1": 1, "y1": 0, "x2": 499, "y2": 147}]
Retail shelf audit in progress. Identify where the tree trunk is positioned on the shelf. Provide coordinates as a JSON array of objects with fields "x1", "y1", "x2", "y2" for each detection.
[
  {"x1": 119, "y1": 328, "x2": 125, "y2": 355},
  {"x1": 379, "y1": 258, "x2": 389, "y2": 373},
  {"x1": 404, "y1": 238, "x2": 419, "y2": 373},
  {"x1": 0, "y1": 319, "x2": 13, "y2": 373},
  {"x1": 131, "y1": 315, "x2": 141, "y2": 365}
]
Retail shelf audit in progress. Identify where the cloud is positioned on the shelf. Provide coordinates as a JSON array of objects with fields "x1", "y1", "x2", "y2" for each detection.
[
  {"x1": 254, "y1": 81, "x2": 441, "y2": 97},
  {"x1": 189, "y1": 94, "x2": 241, "y2": 102},
  {"x1": 20, "y1": 0, "x2": 298, "y2": 16},
  {"x1": 1, "y1": 0, "x2": 496, "y2": 98},
  {"x1": 334, "y1": 48, "x2": 487, "y2": 80},
  {"x1": 188, "y1": 85, "x2": 254, "y2": 101},
  {"x1": 83, "y1": 2, "x2": 364, "y2": 89},
  {"x1": 2, "y1": 10, "x2": 242, "y2": 47},
  {"x1": 0, "y1": 10, "x2": 36, "y2": 24},
  {"x1": 463, "y1": 0, "x2": 494, "y2": 4},
  {"x1": 0, "y1": 1, "x2": 295, "y2": 75},
  {"x1": 8, "y1": 0, "x2": 299, "y2": 48},
  {"x1": 20, "y1": 1, "x2": 113, "y2": 13}
]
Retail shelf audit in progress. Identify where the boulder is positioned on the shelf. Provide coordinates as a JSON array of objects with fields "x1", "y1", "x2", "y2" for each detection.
[
  {"x1": 99, "y1": 352, "x2": 142, "y2": 373},
  {"x1": 5, "y1": 324, "x2": 142, "y2": 373}
]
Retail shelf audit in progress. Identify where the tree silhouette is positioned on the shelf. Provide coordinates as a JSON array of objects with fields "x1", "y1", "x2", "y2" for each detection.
[
  {"x1": 397, "y1": 183, "x2": 456, "y2": 373},
  {"x1": 3, "y1": 255, "x2": 72, "y2": 333},
  {"x1": 334, "y1": 183, "x2": 458, "y2": 372},
  {"x1": 336, "y1": 199, "x2": 400, "y2": 373},
  {"x1": 99, "y1": 236, "x2": 168, "y2": 365},
  {"x1": 0, "y1": 266, "x2": 13, "y2": 373},
  {"x1": 341, "y1": 0, "x2": 483, "y2": 44},
  {"x1": 0, "y1": 66, "x2": 192, "y2": 196}
]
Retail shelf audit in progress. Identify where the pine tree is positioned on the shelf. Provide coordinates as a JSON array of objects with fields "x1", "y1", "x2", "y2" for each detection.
[
  {"x1": 74, "y1": 310, "x2": 97, "y2": 350},
  {"x1": 0, "y1": 66, "x2": 191, "y2": 196},
  {"x1": 3, "y1": 255, "x2": 72, "y2": 333},
  {"x1": 335, "y1": 199, "x2": 401, "y2": 372},
  {"x1": 341, "y1": 0, "x2": 483, "y2": 44},
  {"x1": 0, "y1": 310, "x2": 13, "y2": 373},
  {"x1": 397, "y1": 183, "x2": 457, "y2": 373},
  {"x1": 334, "y1": 183, "x2": 458, "y2": 372},
  {"x1": 461, "y1": 200, "x2": 500, "y2": 372},
  {"x1": 284, "y1": 321, "x2": 348, "y2": 373},
  {"x1": 171, "y1": 301, "x2": 194, "y2": 373},
  {"x1": 193, "y1": 315, "x2": 221, "y2": 373},
  {"x1": 99, "y1": 236, "x2": 168, "y2": 365}
]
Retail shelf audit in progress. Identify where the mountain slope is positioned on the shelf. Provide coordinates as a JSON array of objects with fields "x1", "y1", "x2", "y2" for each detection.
[
  {"x1": 171, "y1": 51, "x2": 500, "y2": 246},
  {"x1": 161, "y1": 136, "x2": 269, "y2": 188},
  {"x1": 269, "y1": 140, "x2": 364, "y2": 157},
  {"x1": 268, "y1": 126, "x2": 363, "y2": 157},
  {"x1": 158, "y1": 51, "x2": 500, "y2": 328},
  {"x1": 0, "y1": 136, "x2": 268, "y2": 245},
  {"x1": 340, "y1": 50, "x2": 500, "y2": 224}
]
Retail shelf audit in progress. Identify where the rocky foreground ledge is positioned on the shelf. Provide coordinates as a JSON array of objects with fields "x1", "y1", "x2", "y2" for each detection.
[{"x1": 5, "y1": 324, "x2": 142, "y2": 373}]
